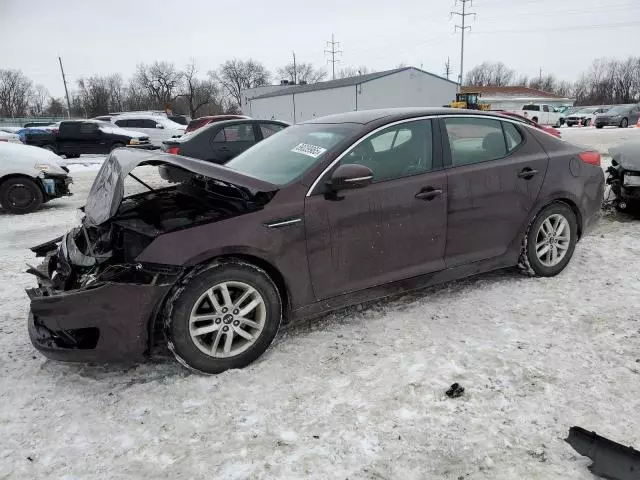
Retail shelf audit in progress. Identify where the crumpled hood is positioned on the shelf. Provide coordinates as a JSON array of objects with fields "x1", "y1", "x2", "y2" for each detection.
[
  {"x1": 85, "y1": 148, "x2": 278, "y2": 226},
  {"x1": 609, "y1": 140, "x2": 640, "y2": 171}
]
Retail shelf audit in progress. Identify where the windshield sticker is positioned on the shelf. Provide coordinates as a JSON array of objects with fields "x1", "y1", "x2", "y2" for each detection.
[{"x1": 291, "y1": 143, "x2": 327, "y2": 158}]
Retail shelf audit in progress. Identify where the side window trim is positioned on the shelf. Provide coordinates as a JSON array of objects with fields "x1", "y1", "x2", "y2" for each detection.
[{"x1": 440, "y1": 116, "x2": 526, "y2": 169}]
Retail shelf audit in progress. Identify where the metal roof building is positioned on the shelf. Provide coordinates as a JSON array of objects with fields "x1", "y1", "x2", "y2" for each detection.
[{"x1": 242, "y1": 67, "x2": 459, "y2": 124}]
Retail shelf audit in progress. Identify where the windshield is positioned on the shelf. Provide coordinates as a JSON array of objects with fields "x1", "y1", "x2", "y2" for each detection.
[
  {"x1": 575, "y1": 107, "x2": 598, "y2": 114},
  {"x1": 606, "y1": 105, "x2": 630, "y2": 114},
  {"x1": 225, "y1": 123, "x2": 358, "y2": 185}
]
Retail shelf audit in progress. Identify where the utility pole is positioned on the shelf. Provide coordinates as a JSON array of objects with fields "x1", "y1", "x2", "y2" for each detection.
[
  {"x1": 324, "y1": 34, "x2": 342, "y2": 80},
  {"x1": 539, "y1": 66, "x2": 543, "y2": 83},
  {"x1": 444, "y1": 57, "x2": 452, "y2": 80},
  {"x1": 58, "y1": 56, "x2": 71, "y2": 118},
  {"x1": 292, "y1": 51, "x2": 297, "y2": 84},
  {"x1": 451, "y1": 0, "x2": 476, "y2": 90}
]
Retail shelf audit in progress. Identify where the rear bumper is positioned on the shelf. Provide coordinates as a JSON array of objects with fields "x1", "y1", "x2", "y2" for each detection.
[{"x1": 27, "y1": 282, "x2": 172, "y2": 362}]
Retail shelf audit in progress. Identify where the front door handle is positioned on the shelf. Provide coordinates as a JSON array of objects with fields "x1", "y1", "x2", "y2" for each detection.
[
  {"x1": 415, "y1": 187, "x2": 443, "y2": 201},
  {"x1": 517, "y1": 168, "x2": 539, "y2": 179}
]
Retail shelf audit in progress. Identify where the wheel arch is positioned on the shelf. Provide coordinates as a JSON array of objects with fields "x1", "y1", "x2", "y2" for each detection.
[
  {"x1": 535, "y1": 198, "x2": 583, "y2": 239},
  {"x1": 0, "y1": 173, "x2": 45, "y2": 195}
]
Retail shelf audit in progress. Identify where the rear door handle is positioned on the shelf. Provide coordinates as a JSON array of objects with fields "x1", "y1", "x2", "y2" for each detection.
[
  {"x1": 415, "y1": 187, "x2": 443, "y2": 201},
  {"x1": 517, "y1": 168, "x2": 539, "y2": 179}
]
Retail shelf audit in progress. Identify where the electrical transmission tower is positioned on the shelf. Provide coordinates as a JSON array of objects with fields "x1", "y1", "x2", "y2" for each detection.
[
  {"x1": 451, "y1": 0, "x2": 476, "y2": 87},
  {"x1": 324, "y1": 34, "x2": 342, "y2": 80}
]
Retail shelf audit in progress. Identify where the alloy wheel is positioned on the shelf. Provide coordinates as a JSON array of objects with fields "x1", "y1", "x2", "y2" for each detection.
[
  {"x1": 188, "y1": 281, "x2": 266, "y2": 358},
  {"x1": 535, "y1": 214, "x2": 571, "y2": 267}
]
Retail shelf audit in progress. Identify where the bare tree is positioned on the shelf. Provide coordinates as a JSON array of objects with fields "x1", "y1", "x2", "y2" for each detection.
[
  {"x1": 76, "y1": 76, "x2": 111, "y2": 117},
  {"x1": 30, "y1": 84, "x2": 49, "y2": 117},
  {"x1": 337, "y1": 66, "x2": 371, "y2": 79},
  {"x1": 217, "y1": 59, "x2": 270, "y2": 108},
  {"x1": 0, "y1": 69, "x2": 33, "y2": 117},
  {"x1": 277, "y1": 62, "x2": 326, "y2": 84},
  {"x1": 123, "y1": 77, "x2": 152, "y2": 111},
  {"x1": 134, "y1": 61, "x2": 183, "y2": 109},
  {"x1": 465, "y1": 61, "x2": 514, "y2": 86},
  {"x1": 107, "y1": 74, "x2": 125, "y2": 112},
  {"x1": 180, "y1": 61, "x2": 222, "y2": 117},
  {"x1": 45, "y1": 97, "x2": 65, "y2": 116}
]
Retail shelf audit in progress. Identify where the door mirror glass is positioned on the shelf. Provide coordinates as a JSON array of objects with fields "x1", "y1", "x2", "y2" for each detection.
[{"x1": 329, "y1": 164, "x2": 373, "y2": 191}]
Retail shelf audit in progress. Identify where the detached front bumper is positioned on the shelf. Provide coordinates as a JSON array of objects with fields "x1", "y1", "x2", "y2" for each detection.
[{"x1": 27, "y1": 282, "x2": 171, "y2": 362}]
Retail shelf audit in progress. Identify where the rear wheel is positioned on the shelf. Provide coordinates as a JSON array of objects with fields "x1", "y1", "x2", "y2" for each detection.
[
  {"x1": 166, "y1": 261, "x2": 282, "y2": 374},
  {"x1": 0, "y1": 177, "x2": 44, "y2": 214},
  {"x1": 596, "y1": 125, "x2": 604, "y2": 129},
  {"x1": 519, "y1": 203, "x2": 578, "y2": 277},
  {"x1": 620, "y1": 118, "x2": 629, "y2": 128},
  {"x1": 532, "y1": 116, "x2": 539, "y2": 123}
]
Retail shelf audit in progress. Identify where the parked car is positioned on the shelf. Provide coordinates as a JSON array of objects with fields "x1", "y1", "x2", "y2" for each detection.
[
  {"x1": 185, "y1": 115, "x2": 251, "y2": 134},
  {"x1": 495, "y1": 111, "x2": 561, "y2": 138},
  {"x1": 160, "y1": 119, "x2": 288, "y2": 181},
  {"x1": 168, "y1": 115, "x2": 191, "y2": 126},
  {"x1": 26, "y1": 108, "x2": 604, "y2": 374},
  {"x1": 112, "y1": 115, "x2": 185, "y2": 146},
  {"x1": 565, "y1": 107, "x2": 610, "y2": 127},
  {"x1": 595, "y1": 104, "x2": 640, "y2": 129},
  {"x1": 606, "y1": 139, "x2": 640, "y2": 210},
  {"x1": 0, "y1": 130, "x2": 22, "y2": 143},
  {"x1": 518, "y1": 104, "x2": 565, "y2": 126},
  {"x1": 24, "y1": 120, "x2": 153, "y2": 157},
  {"x1": 0, "y1": 142, "x2": 72, "y2": 214}
]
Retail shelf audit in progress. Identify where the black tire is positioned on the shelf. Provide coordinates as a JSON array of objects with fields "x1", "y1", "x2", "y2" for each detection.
[
  {"x1": 584, "y1": 118, "x2": 591, "y2": 127},
  {"x1": 0, "y1": 177, "x2": 44, "y2": 214},
  {"x1": 41, "y1": 144, "x2": 57, "y2": 154},
  {"x1": 620, "y1": 118, "x2": 629, "y2": 128},
  {"x1": 65, "y1": 153, "x2": 80, "y2": 159},
  {"x1": 166, "y1": 260, "x2": 282, "y2": 374},
  {"x1": 596, "y1": 125, "x2": 604, "y2": 129},
  {"x1": 110, "y1": 142, "x2": 125, "y2": 152},
  {"x1": 532, "y1": 116, "x2": 539, "y2": 123},
  {"x1": 519, "y1": 203, "x2": 578, "y2": 277}
]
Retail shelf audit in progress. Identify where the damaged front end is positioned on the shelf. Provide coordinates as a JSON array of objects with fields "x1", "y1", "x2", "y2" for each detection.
[
  {"x1": 607, "y1": 141, "x2": 640, "y2": 212},
  {"x1": 26, "y1": 149, "x2": 277, "y2": 362}
]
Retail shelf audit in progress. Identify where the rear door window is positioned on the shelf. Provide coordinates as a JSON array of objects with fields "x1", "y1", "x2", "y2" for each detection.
[
  {"x1": 222, "y1": 123, "x2": 255, "y2": 142},
  {"x1": 523, "y1": 105, "x2": 540, "y2": 111},
  {"x1": 114, "y1": 119, "x2": 130, "y2": 128},
  {"x1": 444, "y1": 117, "x2": 509, "y2": 166}
]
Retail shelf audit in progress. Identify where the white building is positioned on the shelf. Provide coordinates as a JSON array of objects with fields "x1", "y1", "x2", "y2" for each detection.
[
  {"x1": 242, "y1": 67, "x2": 458, "y2": 124},
  {"x1": 461, "y1": 86, "x2": 574, "y2": 111}
]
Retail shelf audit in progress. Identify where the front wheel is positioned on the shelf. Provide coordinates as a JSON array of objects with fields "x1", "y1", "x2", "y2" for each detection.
[
  {"x1": 0, "y1": 177, "x2": 44, "y2": 214},
  {"x1": 596, "y1": 125, "x2": 604, "y2": 129},
  {"x1": 620, "y1": 118, "x2": 629, "y2": 128},
  {"x1": 166, "y1": 261, "x2": 282, "y2": 374},
  {"x1": 520, "y1": 203, "x2": 578, "y2": 277}
]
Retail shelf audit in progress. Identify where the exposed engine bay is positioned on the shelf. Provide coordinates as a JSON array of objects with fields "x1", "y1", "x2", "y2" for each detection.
[{"x1": 28, "y1": 150, "x2": 275, "y2": 294}]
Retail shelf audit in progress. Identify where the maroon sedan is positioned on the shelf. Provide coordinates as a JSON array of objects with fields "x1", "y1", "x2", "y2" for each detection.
[{"x1": 26, "y1": 108, "x2": 604, "y2": 374}]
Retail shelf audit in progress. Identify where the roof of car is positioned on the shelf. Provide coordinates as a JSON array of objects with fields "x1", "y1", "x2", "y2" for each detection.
[{"x1": 302, "y1": 107, "x2": 510, "y2": 125}]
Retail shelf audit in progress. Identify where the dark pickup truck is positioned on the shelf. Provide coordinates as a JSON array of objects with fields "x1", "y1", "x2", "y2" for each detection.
[{"x1": 25, "y1": 120, "x2": 154, "y2": 158}]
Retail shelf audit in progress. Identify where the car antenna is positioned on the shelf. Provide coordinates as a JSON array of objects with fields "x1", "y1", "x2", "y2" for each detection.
[{"x1": 128, "y1": 172, "x2": 154, "y2": 191}]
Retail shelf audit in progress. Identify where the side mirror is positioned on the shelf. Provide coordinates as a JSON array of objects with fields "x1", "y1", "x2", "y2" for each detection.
[
  {"x1": 155, "y1": 124, "x2": 164, "y2": 129},
  {"x1": 328, "y1": 164, "x2": 373, "y2": 191}
]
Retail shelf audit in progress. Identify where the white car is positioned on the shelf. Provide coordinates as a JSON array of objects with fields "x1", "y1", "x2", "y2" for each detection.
[
  {"x1": 111, "y1": 114, "x2": 185, "y2": 147},
  {"x1": 0, "y1": 130, "x2": 22, "y2": 143},
  {"x1": 0, "y1": 142, "x2": 72, "y2": 214}
]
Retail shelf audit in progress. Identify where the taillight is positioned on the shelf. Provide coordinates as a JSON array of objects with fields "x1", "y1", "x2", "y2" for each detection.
[
  {"x1": 167, "y1": 146, "x2": 180, "y2": 155},
  {"x1": 578, "y1": 151, "x2": 600, "y2": 166}
]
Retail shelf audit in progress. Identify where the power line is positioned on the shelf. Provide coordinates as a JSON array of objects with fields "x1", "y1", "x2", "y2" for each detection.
[
  {"x1": 472, "y1": 20, "x2": 640, "y2": 35},
  {"x1": 451, "y1": 0, "x2": 476, "y2": 88},
  {"x1": 324, "y1": 34, "x2": 342, "y2": 80}
]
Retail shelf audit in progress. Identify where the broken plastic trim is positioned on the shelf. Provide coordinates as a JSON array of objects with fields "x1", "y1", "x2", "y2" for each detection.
[{"x1": 566, "y1": 426, "x2": 640, "y2": 480}]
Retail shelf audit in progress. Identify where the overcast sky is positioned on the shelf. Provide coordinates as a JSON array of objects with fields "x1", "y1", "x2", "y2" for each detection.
[{"x1": 1, "y1": 0, "x2": 639, "y2": 98}]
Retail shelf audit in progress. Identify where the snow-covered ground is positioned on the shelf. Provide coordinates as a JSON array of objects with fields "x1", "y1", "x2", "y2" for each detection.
[{"x1": 1, "y1": 130, "x2": 640, "y2": 479}]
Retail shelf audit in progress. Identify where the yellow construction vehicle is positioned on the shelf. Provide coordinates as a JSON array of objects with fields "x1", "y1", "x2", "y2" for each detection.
[{"x1": 449, "y1": 92, "x2": 491, "y2": 110}]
